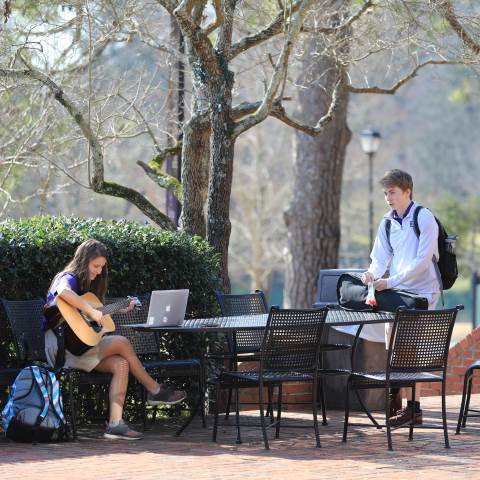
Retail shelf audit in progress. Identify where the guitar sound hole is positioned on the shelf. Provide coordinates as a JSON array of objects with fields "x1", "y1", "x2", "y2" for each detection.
[{"x1": 90, "y1": 321, "x2": 102, "y2": 333}]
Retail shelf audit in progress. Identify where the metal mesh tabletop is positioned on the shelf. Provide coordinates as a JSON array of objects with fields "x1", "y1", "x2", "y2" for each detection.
[
  {"x1": 325, "y1": 309, "x2": 394, "y2": 326},
  {"x1": 128, "y1": 309, "x2": 395, "y2": 332},
  {"x1": 128, "y1": 314, "x2": 268, "y2": 332}
]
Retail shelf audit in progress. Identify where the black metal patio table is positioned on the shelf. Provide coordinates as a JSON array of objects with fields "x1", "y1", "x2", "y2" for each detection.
[
  {"x1": 129, "y1": 309, "x2": 395, "y2": 333},
  {"x1": 128, "y1": 309, "x2": 395, "y2": 432}
]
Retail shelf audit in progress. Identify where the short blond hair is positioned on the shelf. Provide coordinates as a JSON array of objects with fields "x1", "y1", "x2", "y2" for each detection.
[{"x1": 379, "y1": 169, "x2": 413, "y2": 198}]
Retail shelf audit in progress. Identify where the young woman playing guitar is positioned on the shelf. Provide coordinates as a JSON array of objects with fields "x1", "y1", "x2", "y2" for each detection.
[{"x1": 43, "y1": 239, "x2": 186, "y2": 440}]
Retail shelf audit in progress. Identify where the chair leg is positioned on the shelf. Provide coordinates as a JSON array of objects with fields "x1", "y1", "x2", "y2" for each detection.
[
  {"x1": 141, "y1": 386, "x2": 147, "y2": 431},
  {"x1": 200, "y1": 387, "x2": 207, "y2": 429},
  {"x1": 258, "y1": 383, "x2": 269, "y2": 450},
  {"x1": 212, "y1": 383, "x2": 221, "y2": 442},
  {"x1": 319, "y1": 376, "x2": 328, "y2": 426},
  {"x1": 463, "y1": 375, "x2": 474, "y2": 428},
  {"x1": 409, "y1": 384, "x2": 416, "y2": 441},
  {"x1": 386, "y1": 387, "x2": 393, "y2": 451},
  {"x1": 225, "y1": 387, "x2": 233, "y2": 420},
  {"x1": 67, "y1": 372, "x2": 77, "y2": 440},
  {"x1": 174, "y1": 402, "x2": 196, "y2": 437},
  {"x1": 225, "y1": 357, "x2": 235, "y2": 420},
  {"x1": 318, "y1": 352, "x2": 328, "y2": 426},
  {"x1": 234, "y1": 386, "x2": 242, "y2": 445},
  {"x1": 456, "y1": 370, "x2": 471, "y2": 434},
  {"x1": 355, "y1": 389, "x2": 381, "y2": 428},
  {"x1": 441, "y1": 380, "x2": 450, "y2": 448},
  {"x1": 275, "y1": 384, "x2": 282, "y2": 439},
  {"x1": 151, "y1": 405, "x2": 158, "y2": 426},
  {"x1": 312, "y1": 377, "x2": 321, "y2": 448},
  {"x1": 267, "y1": 385, "x2": 274, "y2": 421},
  {"x1": 342, "y1": 380, "x2": 350, "y2": 443},
  {"x1": 196, "y1": 369, "x2": 207, "y2": 429}
]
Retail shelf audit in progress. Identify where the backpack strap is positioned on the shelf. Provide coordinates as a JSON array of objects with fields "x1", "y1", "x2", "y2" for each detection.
[
  {"x1": 1, "y1": 373, "x2": 18, "y2": 431},
  {"x1": 384, "y1": 218, "x2": 393, "y2": 253},
  {"x1": 46, "y1": 370, "x2": 66, "y2": 424},
  {"x1": 413, "y1": 205, "x2": 422, "y2": 238},
  {"x1": 387, "y1": 205, "x2": 423, "y2": 240},
  {"x1": 31, "y1": 366, "x2": 50, "y2": 427},
  {"x1": 414, "y1": 205, "x2": 444, "y2": 303}
]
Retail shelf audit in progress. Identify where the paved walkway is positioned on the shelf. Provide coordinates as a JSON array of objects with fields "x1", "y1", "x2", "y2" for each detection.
[{"x1": 1, "y1": 394, "x2": 480, "y2": 480}]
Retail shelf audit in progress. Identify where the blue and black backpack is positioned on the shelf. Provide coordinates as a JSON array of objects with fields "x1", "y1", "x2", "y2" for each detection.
[{"x1": 1, "y1": 365, "x2": 68, "y2": 443}]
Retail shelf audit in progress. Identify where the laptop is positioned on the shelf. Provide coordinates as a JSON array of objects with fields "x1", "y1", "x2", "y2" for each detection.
[{"x1": 146, "y1": 289, "x2": 189, "y2": 326}]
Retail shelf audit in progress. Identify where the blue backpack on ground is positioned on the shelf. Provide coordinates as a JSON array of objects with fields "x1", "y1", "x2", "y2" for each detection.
[{"x1": 1, "y1": 365, "x2": 68, "y2": 442}]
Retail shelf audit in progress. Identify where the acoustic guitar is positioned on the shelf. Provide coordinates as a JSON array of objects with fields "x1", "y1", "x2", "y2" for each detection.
[{"x1": 52, "y1": 292, "x2": 139, "y2": 356}]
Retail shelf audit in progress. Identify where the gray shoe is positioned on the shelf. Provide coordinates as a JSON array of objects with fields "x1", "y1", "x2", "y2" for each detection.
[
  {"x1": 104, "y1": 420, "x2": 144, "y2": 440},
  {"x1": 147, "y1": 384, "x2": 187, "y2": 406}
]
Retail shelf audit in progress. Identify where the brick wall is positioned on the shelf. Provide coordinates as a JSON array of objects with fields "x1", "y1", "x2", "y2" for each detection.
[
  {"x1": 421, "y1": 327, "x2": 480, "y2": 396},
  {"x1": 236, "y1": 328, "x2": 480, "y2": 409}
]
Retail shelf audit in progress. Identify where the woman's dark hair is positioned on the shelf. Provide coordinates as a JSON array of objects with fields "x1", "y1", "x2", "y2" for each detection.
[{"x1": 54, "y1": 239, "x2": 108, "y2": 301}]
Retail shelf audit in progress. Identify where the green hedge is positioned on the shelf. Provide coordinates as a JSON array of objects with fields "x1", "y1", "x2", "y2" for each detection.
[
  {"x1": 0, "y1": 216, "x2": 221, "y2": 421},
  {"x1": 0, "y1": 215, "x2": 220, "y2": 361}
]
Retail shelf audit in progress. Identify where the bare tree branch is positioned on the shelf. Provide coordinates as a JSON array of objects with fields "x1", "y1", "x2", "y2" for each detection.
[
  {"x1": 229, "y1": 1, "x2": 302, "y2": 60},
  {"x1": 138, "y1": 37, "x2": 186, "y2": 60},
  {"x1": 302, "y1": 0, "x2": 373, "y2": 34},
  {"x1": 0, "y1": 58, "x2": 175, "y2": 229},
  {"x1": 233, "y1": 0, "x2": 315, "y2": 138},
  {"x1": 117, "y1": 92, "x2": 163, "y2": 154},
  {"x1": 137, "y1": 160, "x2": 183, "y2": 202},
  {"x1": 434, "y1": 0, "x2": 480, "y2": 55},
  {"x1": 150, "y1": 145, "x2": 183, "y2": 169},
  {"x1": 229, "y1": 0, "x2": 372, "y2": 60},
  {"x1": 346, "y1": 59, "x2": 473, "y2": 94},
  {"x1": 51, "y1": 37, "x2": 112, "y2": 76},
  {"x1": 204, "y1": 0, "x2": 224, "y2": 35},
  {"x1": 233, "y1": 78, "x2": 340, "y2": 136},
  {"x1": 156, "y1": 0, "x2": 221, "y2": 76}
]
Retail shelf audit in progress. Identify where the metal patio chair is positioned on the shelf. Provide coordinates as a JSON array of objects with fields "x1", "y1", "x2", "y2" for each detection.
[
  {"x1": 214, "y1": 290, "x2": 270, "y2": 417},
  {"x1": 343, "y1": 306, "x2": 463, "y2": 451},
  {"x1": 456, "y1": 360, "x2": 480, "y2": 434},
  {"x1": 212, "y1": 306, "x2": 328, "y2": 450},
  {"x1": 0, "y1": 297, "x2": 112, "y2": 439}
]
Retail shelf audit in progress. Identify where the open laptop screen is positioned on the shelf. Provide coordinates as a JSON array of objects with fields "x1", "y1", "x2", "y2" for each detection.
[{"x1": 147, "y1": 289, "x2": 189, "y2": 326}]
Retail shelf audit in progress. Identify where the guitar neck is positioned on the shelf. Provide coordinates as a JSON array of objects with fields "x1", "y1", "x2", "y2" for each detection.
[{"x1": 98, "y1": 299, "x2": 130, "y2": 315}]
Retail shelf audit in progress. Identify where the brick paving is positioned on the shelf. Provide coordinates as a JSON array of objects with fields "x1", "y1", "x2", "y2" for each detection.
[{"x1": 1, "y1": 394, "x2": 480, "y2": 480}]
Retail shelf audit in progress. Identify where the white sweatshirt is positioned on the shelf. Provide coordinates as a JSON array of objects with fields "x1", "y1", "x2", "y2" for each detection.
[{"x1": 368, "y1": 201, "x2": 440, "y2": 298}]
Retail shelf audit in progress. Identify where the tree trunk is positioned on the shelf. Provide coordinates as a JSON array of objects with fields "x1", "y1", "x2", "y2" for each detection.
[
  {"x1": 179, "y1": 115, "x2": 210, "y2": 237},
  {"x1": 178, "y1": 36, "x2": 211, "y2": 238},
  {"x1": 284, "y1": 39, "x2": 351, "y2": 308},
  {"x1": 206, "y1": 71, "x2": 235, "y2": 292},
  {"x1": 165, "y1": 16, "x2": 184, "y2": 226}
]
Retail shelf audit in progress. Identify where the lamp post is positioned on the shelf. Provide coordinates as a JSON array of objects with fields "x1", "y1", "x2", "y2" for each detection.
[{"x1": 360, "y1": 129, "x2": 381, "y2": 252}]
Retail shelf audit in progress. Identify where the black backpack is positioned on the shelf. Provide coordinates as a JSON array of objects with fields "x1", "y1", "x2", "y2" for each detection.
[
  {"x1": 385, "y1": 205, "x2": 458, "y2": 290},
  {"x1": 1, "y1": 365, "x2": 69, "y2": 443}
]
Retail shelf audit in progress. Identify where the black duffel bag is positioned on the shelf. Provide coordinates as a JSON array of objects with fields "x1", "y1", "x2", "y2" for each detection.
[{"x1": 337, "y1": 272, "x2": 428, "y2": 312}]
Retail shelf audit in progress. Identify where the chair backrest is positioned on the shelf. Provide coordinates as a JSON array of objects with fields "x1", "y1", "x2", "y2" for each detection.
[
  {"x1": 215, "y1": 290, "x2": 268, "y2": 352},
  {"x1": 216, "y1": 290, "x2": 268, "y2": 316},
  {"x1": 1, "y1": 298, "x2": 47, "y2": 365},
  {"x1": 388, "y1": 306, "x2": 462, "y2": 373},
  {"x1": 261, "y1": 307, "x2": 328, "y2": 373},
  {"x1": 109, "y1": 295, "x2": 159, "y2": 356},
  {"x1": 315, "y1": 268, "x2": 364, "y2": 307}
]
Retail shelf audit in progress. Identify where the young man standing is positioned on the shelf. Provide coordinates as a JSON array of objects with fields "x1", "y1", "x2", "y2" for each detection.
[{"x1": 361, "y1": 169, "x2": 441, "y2": 426}]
